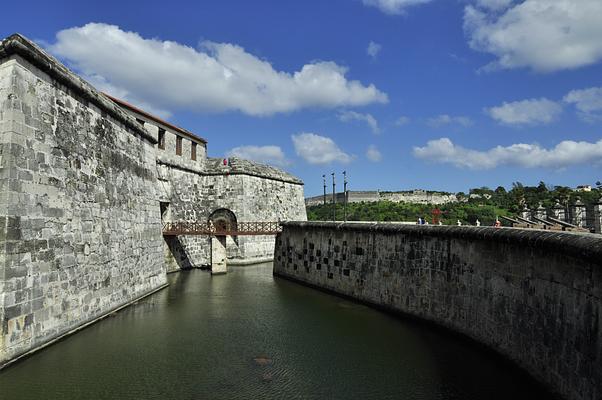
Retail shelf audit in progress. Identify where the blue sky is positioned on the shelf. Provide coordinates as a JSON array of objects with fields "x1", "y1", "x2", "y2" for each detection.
[{"x1": 2, "y1": 0, "x2": 602, "y2": 196}]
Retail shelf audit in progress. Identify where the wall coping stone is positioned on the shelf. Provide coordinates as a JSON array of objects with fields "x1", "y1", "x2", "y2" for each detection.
[
  {"x1": 281, "y1": 221, "x2": 602, "y2": 265},
  {"x1": 0, "y1": 33, "x2": 157, "y2": 144},
  {"x1": 206, "y1": 157, "x2": 303, "y2": 185},
  {"x1": 159, "y1": 157, "x2": 303, "y2": 185}
]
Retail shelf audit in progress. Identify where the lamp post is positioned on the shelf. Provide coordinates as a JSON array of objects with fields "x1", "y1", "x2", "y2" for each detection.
[
  {"x1": 322, "y1": 174, "x2": 326, "y2": 205},
  {"x1": 343, "y1": 171, "x2": 348, "y2": 222},
  {"x1": 332, "y1": 172, "x2": 336, "y2": 221}
]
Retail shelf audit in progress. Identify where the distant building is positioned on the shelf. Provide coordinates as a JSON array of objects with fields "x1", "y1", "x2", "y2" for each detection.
[
  {"x1": 305, "y1": 190, "x2": 457, "y2": 206},
  {"x1": 576, "y1": 185, "x2": 592, "y2": 192},
  {"x1": 469, "y1": 193, "x2": 492, "y2": 200}
]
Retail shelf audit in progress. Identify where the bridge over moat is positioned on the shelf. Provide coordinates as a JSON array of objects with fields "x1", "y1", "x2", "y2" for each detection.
[
  {"x1": 1, "y1": 31, "x2": 598, "y2": 400},
  {"x1": 0, "y1": 34, "x2": 307, "y2": 369},
  {"x1": 162, "y1": 221, "x2": 283, "y2": 274},
  {"x1": 162, "y1": 221, "x2": 282, "y2": 236}
]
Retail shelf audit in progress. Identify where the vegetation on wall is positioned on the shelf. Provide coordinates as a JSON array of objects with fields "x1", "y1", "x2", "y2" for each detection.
[{"x1": 307, "y1": 182, "x2": 601, "y2": 226}]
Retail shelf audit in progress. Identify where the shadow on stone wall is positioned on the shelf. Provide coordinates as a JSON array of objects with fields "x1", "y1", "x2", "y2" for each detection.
[{"x1": 164, "y1": 236, "x2": 195, "y2": 272}]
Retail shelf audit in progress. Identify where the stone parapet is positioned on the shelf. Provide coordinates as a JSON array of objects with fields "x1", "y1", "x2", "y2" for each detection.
[
  {"x1": 275, "y1": 222, "x2": 602, "y2": 400},
  {"x1": 205, "y1": 157, "x2": 303, "y2": 185}
]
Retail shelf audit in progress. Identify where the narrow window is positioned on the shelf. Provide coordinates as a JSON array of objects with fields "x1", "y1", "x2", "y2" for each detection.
[
  {"x1": 160, "y1": 202, "x2": 170, "y2": 221},
  {"x1": 176, "y1": 136, "x2": 182, "y2": 156},
  {"x1": 191, "y1": 142, "x2": 197, "y2": 161},
  {"x1": 136, "y1": 118, "x2": 145, "y2": 126},
  {"x1": 158, "y1": 128, "x2": 165, "y2": 150}
]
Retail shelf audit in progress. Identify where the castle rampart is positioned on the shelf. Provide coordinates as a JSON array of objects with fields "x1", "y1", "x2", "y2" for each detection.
[
  {"x1": 274, "y1": 222, "x2": 602, "y2": 400},
  {"x1": 0, "y1": 35, "x2": 167, "y2": 367},
  {"x1": 0, "y1": 33, "x2": 307, "y2": 367},
  {"x1": 104, "y1": 79, "x2": 307, "y2": 273},
  {"x1": 158, "y1": 157, "x2": 306, "y2": 272}
]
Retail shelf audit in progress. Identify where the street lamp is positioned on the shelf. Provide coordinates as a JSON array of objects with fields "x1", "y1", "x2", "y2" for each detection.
[
  {"x1": 332, "y1": 172, "x2": 336, "y2": 221},
  {"x1": 322, "y1": 174, "x2": 326, "y2": 205},
  {"x1": 343, "y1": 171, "x2": 348, "y2": 222}
]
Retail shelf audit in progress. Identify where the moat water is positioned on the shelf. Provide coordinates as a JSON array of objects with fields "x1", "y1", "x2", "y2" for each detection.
[{"x1": 0, "y1": 263, "x2": 549, "y2": 400}]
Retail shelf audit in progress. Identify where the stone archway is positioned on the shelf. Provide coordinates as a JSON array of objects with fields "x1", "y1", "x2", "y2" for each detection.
[{"x1": 208, "y1": 208, "x2": 237, "y2": 233}]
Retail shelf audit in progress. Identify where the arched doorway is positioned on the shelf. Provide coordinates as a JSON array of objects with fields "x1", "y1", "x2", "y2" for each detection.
[{"x1": 208, "y1": 208, "x2": 237, "y2": 233}]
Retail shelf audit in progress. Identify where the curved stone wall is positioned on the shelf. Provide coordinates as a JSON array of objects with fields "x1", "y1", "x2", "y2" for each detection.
[{"x1": 274, "y1": 222, "x2": 602, "y2": 400}]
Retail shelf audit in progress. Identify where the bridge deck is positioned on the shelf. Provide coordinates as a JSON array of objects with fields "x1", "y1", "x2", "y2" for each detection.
[{"x1": 162, "y1": 221, "x2": 282, "y2": 236}]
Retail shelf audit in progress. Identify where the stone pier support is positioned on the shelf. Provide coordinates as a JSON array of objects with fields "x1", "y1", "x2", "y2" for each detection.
[
  {"x1": 211, "y1": 236, "x2": 228, "y2": 275},
  {"x1": 569, "y1": 200, "x2": 586, "y2": 228},
  {"x1": 531, "y1": 204, "x2": 546, "y2": 221},
  {"x1": 594, "y1": 199, "x2": 602, "y2": 234},
  {"x1": 549, "y1": 203, "x2": 565, "y2": 221}
]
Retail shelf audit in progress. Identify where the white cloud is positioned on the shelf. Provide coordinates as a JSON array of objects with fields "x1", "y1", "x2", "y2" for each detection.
[
  {"x1": 475, "y1": 0, "x2": 513, "y2": 11},
  {"x1": 427, "y1": 114, "x2": 473, "y2": 128},
  {"x1": 464, "y1": 0, "x2": 602, "y2": 72},
  {"x1": 362, "y1": 0, "x2": 433, "y2": 15},
  {"x1": 564, "y1": 86, "x2": 602, "y2": 122},
  {"x1": 226, "y1": 145, "x2": 290, "y2": 167},
  {"x1": 395, "y1": 116, "x2": 411, "y2": 126},
  {"x1": 486, "y1": 98, "x2": 562, "y2": 126},
  {"x1": 449, "y1": 53, "x2": 468, "y2": 63},
  {"x1": 48, "y1": 23, "x2": 388, "y2": 117},
  {"x1": 292, "y1": 133, "x2": 353, "y2": 165},
  {"x1": 413, "y1": 137, "x2": 602, "y2": 169},
  {"x1": 89, "y1": 74, "x2": 173, "y2": 119},
  {"x1": 338, "y1": 110, "x2": 380, "y2": 134},
  {"x1": 367, "y1": 41, "x2": 382, "y2": 59},
  {"x1": 366, "y1": 145, "x2": 382, "y2": 162}
]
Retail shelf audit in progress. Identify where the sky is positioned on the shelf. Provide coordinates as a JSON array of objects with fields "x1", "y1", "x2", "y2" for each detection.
[{"x1": 2, "y1": 0, "x2": 602, "y2": 196}]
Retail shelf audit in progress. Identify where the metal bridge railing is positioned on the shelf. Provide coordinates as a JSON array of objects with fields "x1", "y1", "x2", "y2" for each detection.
[{"x1": 162, "y1": 221, "x2": 282, "y2": 236}]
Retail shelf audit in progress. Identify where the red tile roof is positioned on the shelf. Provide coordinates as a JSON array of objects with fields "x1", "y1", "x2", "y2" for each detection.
[{"x1": 103, "y1": 93, "x2": 207, "y2": 144}]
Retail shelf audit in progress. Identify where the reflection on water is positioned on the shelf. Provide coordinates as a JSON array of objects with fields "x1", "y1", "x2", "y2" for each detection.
[{"x1": 0, "y1": 263, "x2": 549, "y2": 400}]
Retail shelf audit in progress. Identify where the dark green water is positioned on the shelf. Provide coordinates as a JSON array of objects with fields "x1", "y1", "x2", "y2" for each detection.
[{"x1": 0, "y1": 264, "x2": 549, "y2": 400}]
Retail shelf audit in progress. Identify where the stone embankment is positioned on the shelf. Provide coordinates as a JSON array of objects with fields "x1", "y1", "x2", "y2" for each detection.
[{"x1": 274, "y1": 222, "x2": 602, "y2": 400}]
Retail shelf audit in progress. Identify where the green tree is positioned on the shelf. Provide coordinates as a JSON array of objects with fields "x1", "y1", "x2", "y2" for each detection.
[{"x1": 554, "y1": 186, "x2": 572, "y2": 208}]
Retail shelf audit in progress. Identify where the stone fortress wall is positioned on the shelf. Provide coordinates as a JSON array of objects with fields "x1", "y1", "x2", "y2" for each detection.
[
  {"x1": 110, "y1": 98, "x2": 307, "y2": 272},
  {"x1": 0, "y1": 35, "x2": 167, "y2": 367},
  {"x1": 305, "y1": 190, "x2": 458, "y2": 206},
  {"x1": 156, "y1": 161, "x2": 306, "y2": 272},
  {"x1": 0, "y1": 34, "x2": 307, "y2": 367},
  {"x1": 274, "y1": 222, "x2": 602, "y2": 400}
]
